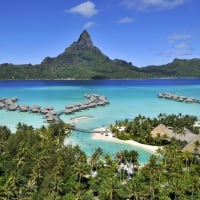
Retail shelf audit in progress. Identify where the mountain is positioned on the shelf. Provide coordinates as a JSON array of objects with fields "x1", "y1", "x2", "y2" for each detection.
[
  {"x1": 39, "y1": 30, "x2": 144, "y2": 79},
  {"x1": 0, "y1": 30, "x2": 200, "y2": 79},
  {"x1": 141, "y1": 58, "x2": 200, "y2": 77}
]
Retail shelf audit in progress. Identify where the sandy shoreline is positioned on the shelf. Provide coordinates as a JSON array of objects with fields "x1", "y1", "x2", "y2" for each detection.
[
  {"x1": 68, "y1": 117, "x2": 160, "y2": 154},
  {"x1": 69, "y1": 115, "x2": 94, "y2": 124},
  {"x1": 92, "y1": 127, "x2": 160, "y2": 154}
]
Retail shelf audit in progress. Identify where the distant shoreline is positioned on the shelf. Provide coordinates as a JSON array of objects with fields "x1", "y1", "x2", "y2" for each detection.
[{"x1": 0, "y1": 77, "x2": 199, "y2": 81}]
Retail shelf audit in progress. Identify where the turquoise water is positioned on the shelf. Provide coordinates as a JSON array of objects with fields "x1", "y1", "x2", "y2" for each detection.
[{"x1": 0, "y1": 79, "x2": 200, "y2": 164}]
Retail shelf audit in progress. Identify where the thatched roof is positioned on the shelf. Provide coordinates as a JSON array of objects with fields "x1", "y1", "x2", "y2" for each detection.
[
  {"x1": 151, "y1": 124, "x2": 198, "y2": 143},
  {"x1": 150, "y1": 124, "x2": 171, "y2": 139},
  {"x1": 182, "y1": 135, "x2": 200, "y2": 154}
]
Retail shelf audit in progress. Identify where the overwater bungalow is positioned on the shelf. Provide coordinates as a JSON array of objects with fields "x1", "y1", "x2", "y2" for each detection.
[
  {"x1": 11, "y1": 97, "x2": 18, "y2": 102},
  {"x1": 31, "y1": 105, "x2": 41, "y2": 109},
  {"x1": 185, "y1": 97, "x2": 195, "y2": 103},
  {"x1": 18, "y1": 104, "x2": 29, "y2": 112},
  {"x1": 8, "y1": 104, "x2": 18, "y2": 111},
  {"x1": 4, "y1": 99, "x2": 14, "y2": 106},
  {"x1": 158, "y1": 92, "x2": 163, "y2": 98},
  {"x1": 44, "y1": 106, "x2": 54, "y2": 110},
  {"x1": 79, "y1": 104, "x2": 88, "y2": 109},
  {"x1": 30, "y1": 105, "x2": 41, "y2": 113},
  {"x1": 87, "y1": 103, "x2": 97, "y2": 108},
  {"x1": 66, "y1": 105, "x2": 74, "y2": 109},
  {"x1": 45, "y1": 115, "x2": 55, "y2": 123},
  {"x1": 45, "y1": 110, "x2": 57, "y2": 116},
  {"x1": 40, "y1": 108, "x2": 49, "y2": 114},
  {"x1": 64, "y1": 109, "x2": 74, "y2": 114},
  {"x1": 158, "y1": 92, "x2": 200, "y2": 105},
  {"x1": 0, "y1": 102, "x2": 5, "y2": 108}
]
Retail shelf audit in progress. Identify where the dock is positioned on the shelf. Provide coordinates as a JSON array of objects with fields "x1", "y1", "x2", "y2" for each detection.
[
  {"x1": 0, "y1": 93, "x2": 110, "y2": 123},
  {"x1": 158, "y1": 92, "x2": 200, "y2": 104}
]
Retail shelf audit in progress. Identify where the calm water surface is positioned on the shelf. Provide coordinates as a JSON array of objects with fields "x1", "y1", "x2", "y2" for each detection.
[{"x1": 0, "y1": 79, "x2": 200, "y2": 164}]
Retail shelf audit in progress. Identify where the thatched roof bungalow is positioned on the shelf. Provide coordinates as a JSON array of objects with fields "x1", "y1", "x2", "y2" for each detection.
[
  {"x1": 182, "y1": 135, "x2": 200, "y2": 154},
  {"x1": 150, "y1": 124, "x2": 171, "y2": 140},
  {"x1": 151, "y1": 124, "x2": 198, "y2": 143},
  {"x1": 19, "y1": 104, "x2": 29, "y2": 112},
  {"x1": 8, "y1": 104, "x2": 18, "y2": 111},
  {"x1": 0, "y1": 102, "x2": 5, "y2": 108}
]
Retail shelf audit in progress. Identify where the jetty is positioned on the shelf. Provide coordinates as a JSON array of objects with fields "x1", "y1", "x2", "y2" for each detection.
[
  {"x1": 0, "y1": 93, "x2": 110, "y2": 123},
  {"x1": 158, "y1": 92, "x2": 200, "y2": 104},
  {"x1": 70, "y1": 125, "x2": 107, "y2": 134}
]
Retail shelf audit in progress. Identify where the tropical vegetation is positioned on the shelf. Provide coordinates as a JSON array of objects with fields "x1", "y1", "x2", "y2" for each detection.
[
  {"x1": 111, "y1": 113, "x2": 199, "y2": 146},
  {"x1": 0, "y1": 114, "x2": 200, "y2": 199}
]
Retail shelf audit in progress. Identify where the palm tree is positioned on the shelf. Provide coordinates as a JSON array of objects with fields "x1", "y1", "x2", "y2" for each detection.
[
  {"x1": 90, "y1": 147, "x2": 103, "y2": 173},
  {"x1": 0, "y1": 125, "x2": 11, "y2": 142},
  {"x1": 194, "y1": 140, "x2": 200, "y2": 154},
  {"x1": 26, "y1": 178, "x2": 38, "y2": 193},
  {"x1": 29, "y1": 167, "x2": 43, "y2": 188},
  {"x1": 181, "y1": 151, "x2": 192, "y2": 180},
  {"x1": 99, "y1": 177, "x2": 122, "y2": 200},
  {"x1": 3, "y1": 173, "x2": 19, "y2": 200},
  {"x1": 156, "y1": 147, "x2": 164, "y2": 184},
  {"x1": 73, "y1": 162, "x2": 89, "y2": 184},
  {"x1": 49, "y1": 175, "x2": 64, "y2": 195},
  {"x1": 103, "y1": 153, "x2": 118, "y2": 169},
  {"x1": 15, "y1": 156, "x2": 26, "y2": 169},
  {"x1": 193, "y1": 140, "x2": 200, "y2": 163}
]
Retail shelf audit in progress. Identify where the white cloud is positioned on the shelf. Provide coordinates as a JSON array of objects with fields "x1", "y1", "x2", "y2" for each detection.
[
  {"x1": 118, "y1": 17, "x2": 135, "y2": 24},
  {"x1": 160, "y1": 48, "x2": 193, "y2": 56},
  {"x1": 168, "y1": 34, "x2": 192, "y2": 41},
  {"x1": 160, "y1": 33, "x2": 193, "y2": 57},
  {"x1": 120, "y1": 0, "x2": 191, "y2": 11},
  {"x1": 175, "y1": 42, "x2": 188, "y2": 49},
  {"x1": 84, "y1": 21, "x2": 95, "y2": 28},
  {"x1": 66, "y1": 1, "x2": 98, "y2": 17}
]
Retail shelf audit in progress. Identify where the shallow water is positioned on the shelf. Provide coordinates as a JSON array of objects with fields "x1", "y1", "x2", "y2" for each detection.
[{"x1": 0, "y1": 79, "x2": 200, "y2": 164}]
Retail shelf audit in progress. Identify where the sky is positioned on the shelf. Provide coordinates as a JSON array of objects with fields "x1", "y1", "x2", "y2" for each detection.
[{"x1": 0, "y1": 0, "x2": 200, "y2": 67}]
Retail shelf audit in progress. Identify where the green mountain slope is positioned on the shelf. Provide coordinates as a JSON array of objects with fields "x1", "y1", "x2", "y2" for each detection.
[
  {"x1": 141, "y1": 58, "x2": 200, "y2": 77},
  {"x1": 0, "y1": 30, "x2": 200, "y2": 79}
]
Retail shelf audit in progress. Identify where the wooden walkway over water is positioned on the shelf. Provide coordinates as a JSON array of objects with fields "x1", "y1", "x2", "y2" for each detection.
[
  {"x1": 0, "y1": 93, "x2": 110, "y2": 123},
  {"x1": 70, "y1": 125, "x2": 105, "y2": 134},
  {"x1": 158, "y1": 92, "x2": 200, "y2": 104}
]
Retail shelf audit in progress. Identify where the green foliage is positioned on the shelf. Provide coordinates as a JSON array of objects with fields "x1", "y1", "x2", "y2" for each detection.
[
  {"x1": 0, "y1": 116, "x2": 200, "y2": 199},
  {"x1": 112, "y1": 113, "x2": 198, "y2": 145},
  {"x1": 141, "y1": 58, "x2": 200, "y2": 77}
]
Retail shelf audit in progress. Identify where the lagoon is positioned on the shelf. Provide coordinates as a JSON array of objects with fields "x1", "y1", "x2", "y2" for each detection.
[{"x1": 0, "y1": 79, "x2": 200, "y2": 164}]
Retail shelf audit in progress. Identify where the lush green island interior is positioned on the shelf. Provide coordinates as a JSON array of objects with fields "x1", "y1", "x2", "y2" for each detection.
[{"x1": 1, "y1": 112, "x2": 200, "y2": 199}]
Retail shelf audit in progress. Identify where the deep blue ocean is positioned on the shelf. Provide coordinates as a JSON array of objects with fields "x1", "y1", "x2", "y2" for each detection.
[{"x1": 0, "y1": 78, "x2": 200, "y2": 163}]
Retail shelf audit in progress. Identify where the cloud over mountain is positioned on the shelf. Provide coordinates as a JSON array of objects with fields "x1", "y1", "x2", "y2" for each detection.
[{"x1": 66, "y1": 1, "x2": 98, "y2": 17}]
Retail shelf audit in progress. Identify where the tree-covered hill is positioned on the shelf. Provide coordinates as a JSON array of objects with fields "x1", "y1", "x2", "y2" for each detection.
[
  {"x1": 141, "y1": 58, "x2": 200, "y2": 77},
  {"x1": 0, "y1": 30, "x2": 200, "y2": 79}
]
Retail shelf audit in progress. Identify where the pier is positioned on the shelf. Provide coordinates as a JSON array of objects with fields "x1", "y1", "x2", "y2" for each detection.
[
  {"x1": 158, "y1": 92, "x2": 200, "y2": 104},
  {"x1": 70, "y1": 125, "x2": 106, "y2": 134},
  {"x1": 0, "y1": 93, "x2": 110, "y2": 123}
]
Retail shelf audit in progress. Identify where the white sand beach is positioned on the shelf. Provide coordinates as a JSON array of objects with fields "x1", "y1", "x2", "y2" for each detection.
[
  {"x1": 92, "y1": 127, "x2": 160, "y2": 154},
  {"x1": 69, "y1": 115, "x2": 94, "y2": 124}
]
